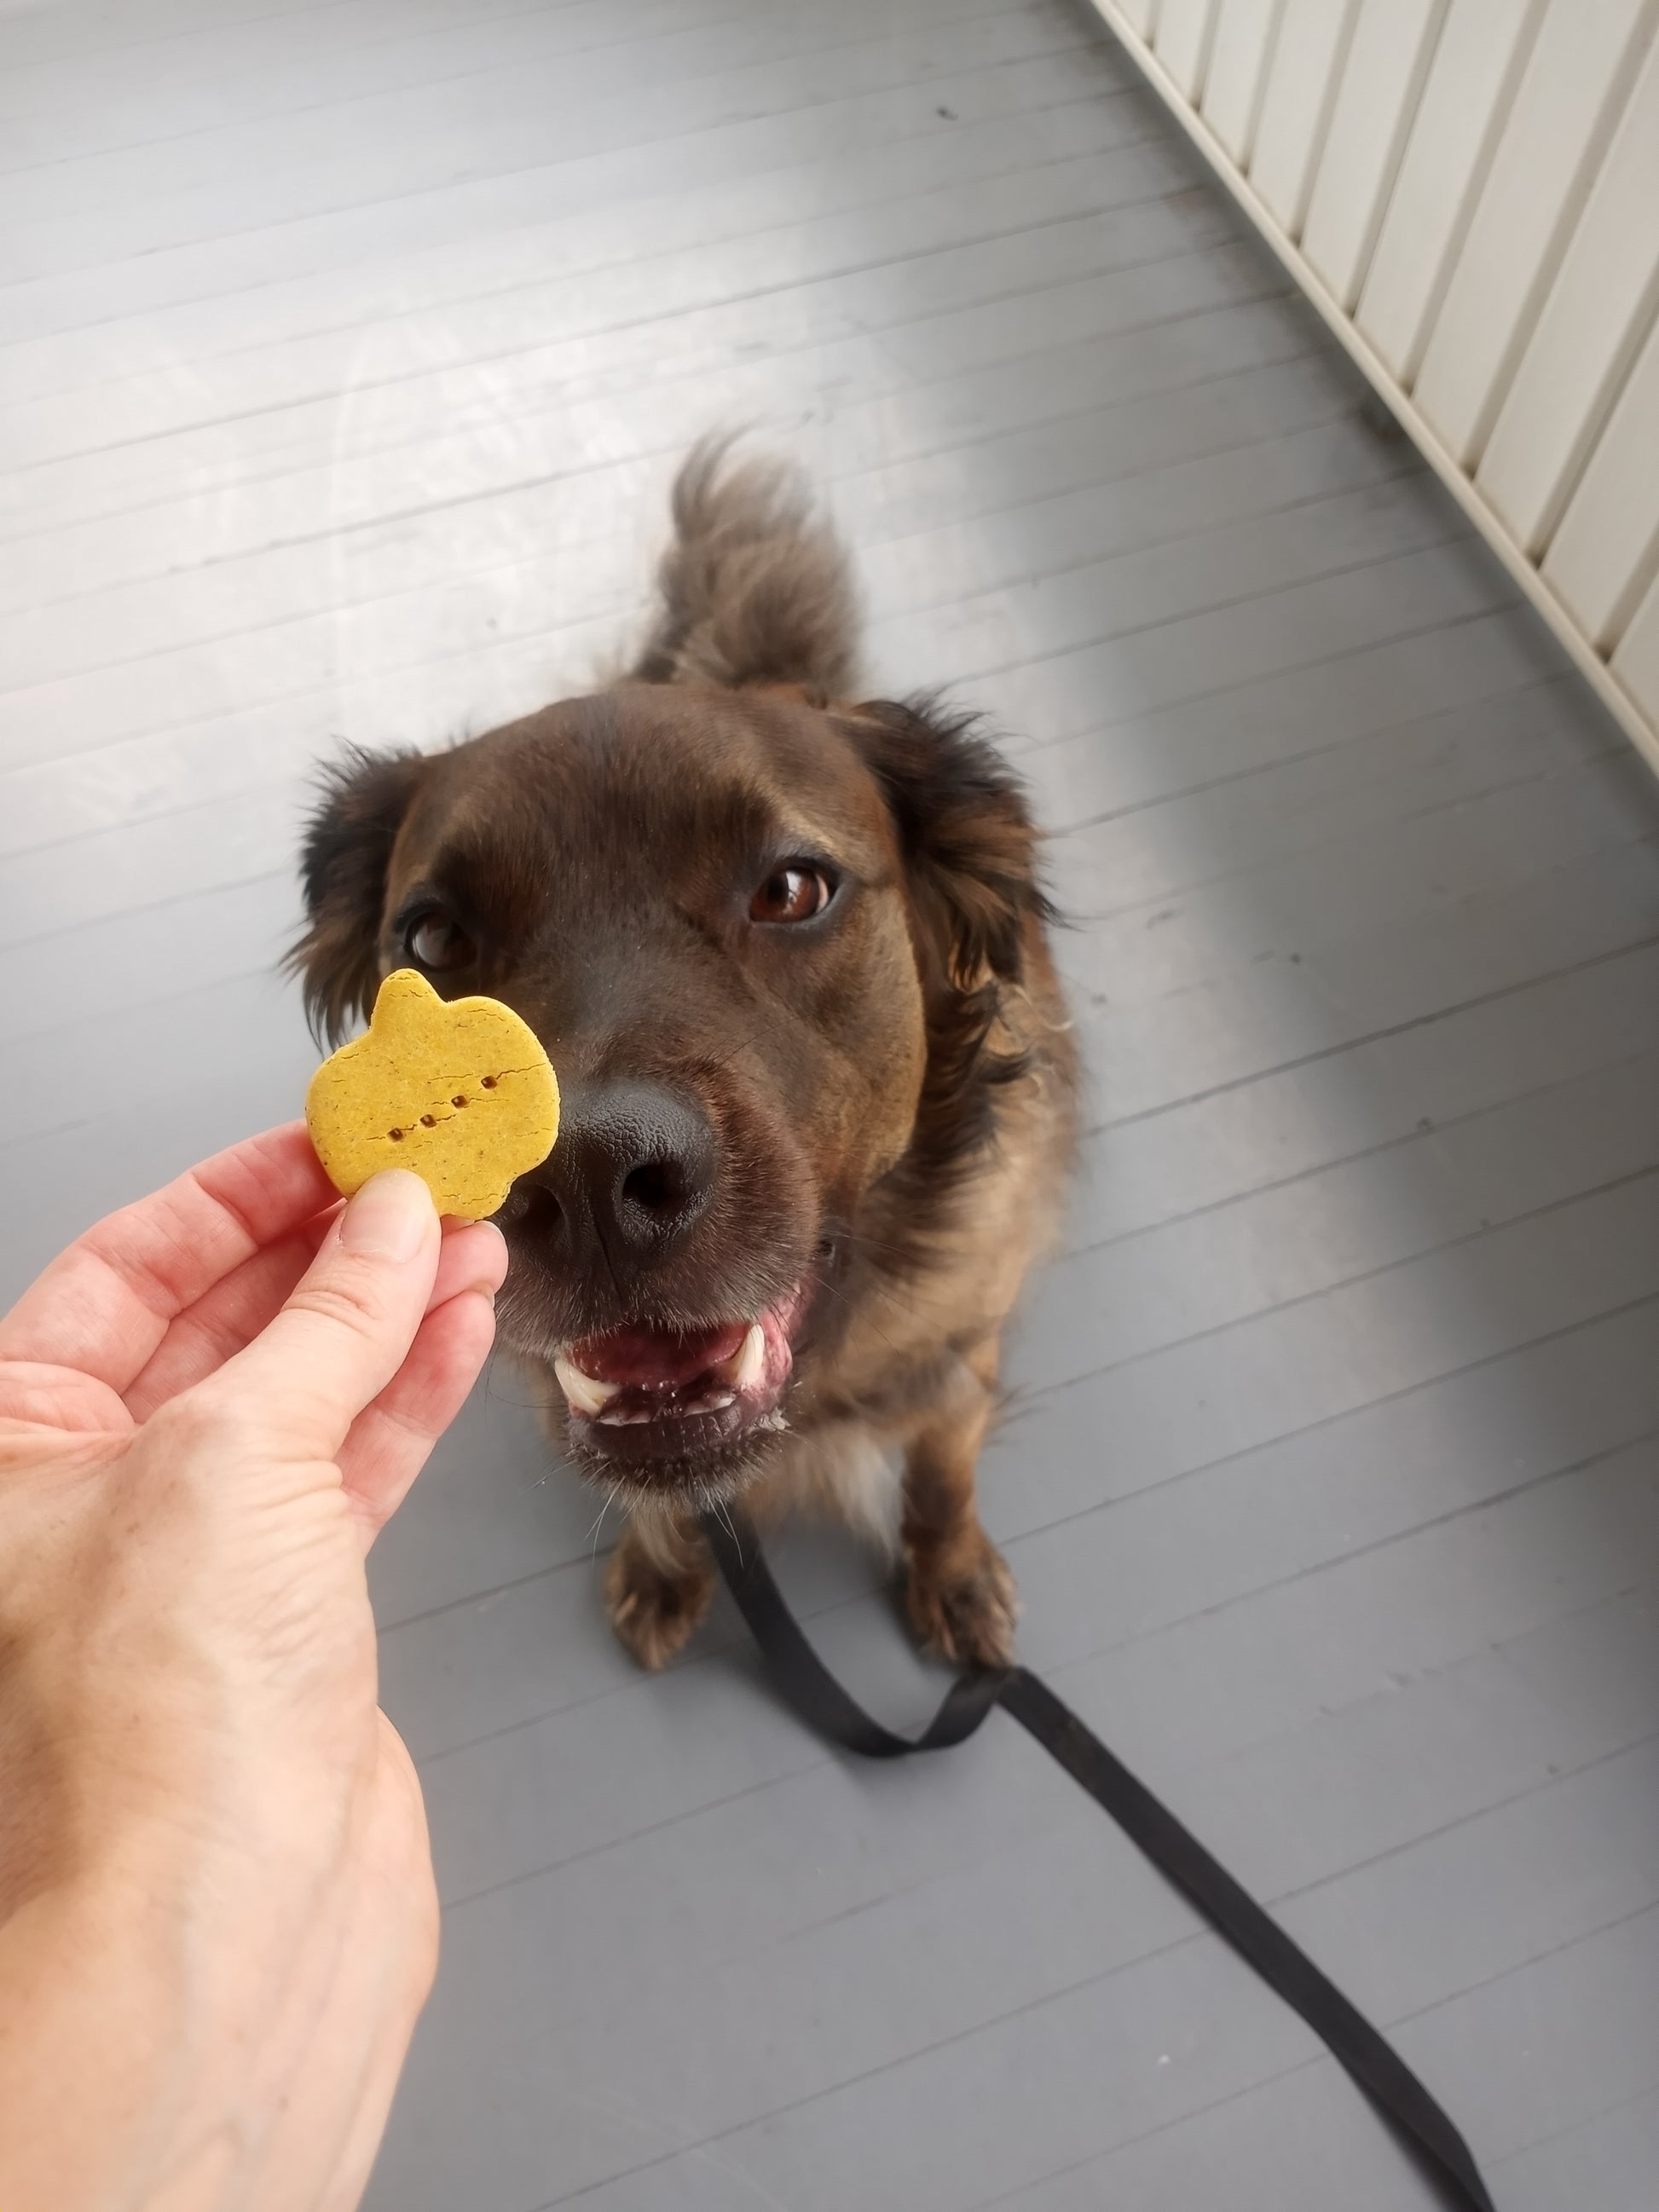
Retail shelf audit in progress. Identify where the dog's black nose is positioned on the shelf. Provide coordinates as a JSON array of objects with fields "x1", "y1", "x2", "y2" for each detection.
[{"x1": 515, "y1": 1079, "x2": 717, "y2": 1273}]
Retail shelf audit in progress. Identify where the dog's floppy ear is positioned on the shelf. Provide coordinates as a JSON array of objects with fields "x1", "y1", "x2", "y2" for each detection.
[
  {"x1": 845, "y1": 696, "x2": 1051, "y2": 991},
  {"x1": 289, "y1": 744, "x2": 426, "y2": 1046}
]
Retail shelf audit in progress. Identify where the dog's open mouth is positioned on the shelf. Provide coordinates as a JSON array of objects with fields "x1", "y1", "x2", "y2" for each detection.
[{"x1": 552, "y1": 1289, "x2": 803, "y2": 1462}]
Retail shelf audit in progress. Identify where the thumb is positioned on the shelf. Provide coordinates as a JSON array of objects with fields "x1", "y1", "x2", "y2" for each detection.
[{"x1": 200, "y1": 1170, "x2": 441, "y2": 1463}]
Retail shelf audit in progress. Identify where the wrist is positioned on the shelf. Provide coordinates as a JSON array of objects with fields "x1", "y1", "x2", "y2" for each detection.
[
  {"x1": 0, "y1": 1826, "x2": 354, "y2": 2212},
  {"x1": 0, "y1": 1860, "x2": 221, "y2": 2210}
]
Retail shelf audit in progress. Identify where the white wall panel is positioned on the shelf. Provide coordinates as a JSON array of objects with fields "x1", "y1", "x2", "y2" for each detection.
[
  {"x1": 1201, "y1": 0, "x2": 1282, "y2": 163},
  {"x1": 1356, "y1": 0, "x2": 1546, "y2": 384},
  {"x1": 1477, "y1": 34, "x2": 1659, "y2": 555},
  {"x1": 1611, "y1": 572, "x2": 1659, "y2": 733},
  {"x1": 1154, "y1": 0, "x2": 1219, "y2": 96},
  {"x1": 1087, "y1": 0, "x2": 1659, "y2": 773},
  {"x1": 1301, "y1": 0, "x2": 1447, "y2": 313},
  {"x1": 1248, "y1": 0, "x2": 1359, "y2": 238},
  {"x1": 1413, "y1": 0, "x2": 1657, "y2": 470},
  {"x1": 1546, "y1": 319, "x2": 1659, "y2": 651}
]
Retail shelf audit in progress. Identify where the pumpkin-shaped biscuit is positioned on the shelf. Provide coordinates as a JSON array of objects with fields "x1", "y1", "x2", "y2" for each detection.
[{"x1": 305, "y1": 968, "x2": 558, "y2": 1220}]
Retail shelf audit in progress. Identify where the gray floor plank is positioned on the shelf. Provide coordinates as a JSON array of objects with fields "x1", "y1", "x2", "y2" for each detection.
[
  {"x1": 0, "y1": 275, "x2": 1305, "y2": 553},
  {"x1": 5, "y1": 350, "x2": 1371, "y2": 718},
  {"x1": 1495, "y1": 2088, "x2": 1659, "y2": 2212},
  {"x1": 1017, "y1": 599, "x2": 1569, "y2": 823},
  {"x1": 1000, "y1": 1172, "x2": 1659, "y2": 1526},
  {"x1": 1044, "y1": 673, "x2": 1616, "y2": 904},
  {"x1": 3, "y1": 0, "x2": 1026, "y2": 225},
  {"x1": 3, "y1": 331, "x2": 1362, "y2": 847},
  {"x1": 0, "y1": 210, "x2": 1270, "y2": 484},
  {"x1": 499, "y1": 1782, "x2": 1659, "y2": 2212},
  {"x1": 5, "y1": 461, "x2": 1442, "y2": 922},
  {"x1": 0, "y1": 3, "x2": 777, "y2": 177},
  {"x1": 974, "y1": 534, "x2": 1509, "y2": 745},
  {"x1": 3, "y1": 1, "x2": 1101, "y2": 282},
  {"x1": 3, "y1": 366, "x2": 1379, "y2": 819},
  {"x1": 0, "y1": 63, "x2": 1153, "y2": 417},
  {"x1": 1069, "y1": 834, "x2": 1659, "y2": 1126},
  {"x1": 0, "y1": 83, "x2": 1163, "y2": 505},
  {"x1": 1067, "y1": 930, "x2": 1659, "y2": 1230},
  {"x1": 3, "y1": 3, "x2": 1657, "y2": 2209},
  {"x1": 1051, "y1": 1047, "x2": 1659, "y2": 1370},
  {"x1": 0, "y1": 167, "x2": 1233, "y2": 615}
]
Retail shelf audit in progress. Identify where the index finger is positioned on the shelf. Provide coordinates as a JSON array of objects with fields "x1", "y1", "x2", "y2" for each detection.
[{"x1": 0, "y1": 1123, "x2": 338, "y2": 1395}]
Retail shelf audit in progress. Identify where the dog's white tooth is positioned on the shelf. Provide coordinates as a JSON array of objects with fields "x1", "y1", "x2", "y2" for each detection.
[
  {"x1": 553, "y1": 1355, "x2": 621, "y2": 1419},
  {"x1": 733, "y1": 1320, "x2": 766, "y2": 1393}
]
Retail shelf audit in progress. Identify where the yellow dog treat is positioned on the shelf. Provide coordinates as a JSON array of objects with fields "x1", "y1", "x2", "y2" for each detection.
[{"x1": 305, "y1": 968, "x2": 558, "y2": 1220}]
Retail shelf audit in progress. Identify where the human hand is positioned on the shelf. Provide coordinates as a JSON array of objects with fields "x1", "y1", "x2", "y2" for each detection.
[{"x1": 0, "y1": 1124, "x2": 508, "y2": 2212}]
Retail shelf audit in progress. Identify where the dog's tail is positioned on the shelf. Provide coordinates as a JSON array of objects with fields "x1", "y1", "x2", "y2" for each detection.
[{"x1": 627, "y1": 436, "x2": 859, "y2": 702}]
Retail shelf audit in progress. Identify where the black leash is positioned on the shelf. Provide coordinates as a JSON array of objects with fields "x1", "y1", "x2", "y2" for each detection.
[{"x1": 702, "y1": 1507, "x2": 1497, "y2": 2212}]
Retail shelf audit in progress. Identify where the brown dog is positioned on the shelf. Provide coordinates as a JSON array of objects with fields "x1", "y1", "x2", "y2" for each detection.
[{"x1": 292, "y1": 442, "x2": 1076, "y2": 1670}]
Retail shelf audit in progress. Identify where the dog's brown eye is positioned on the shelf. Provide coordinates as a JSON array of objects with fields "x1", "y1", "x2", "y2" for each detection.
[
  {"x1": 750, "y1": 865, "x2": 832, "y2": 925},
  {"x1": 406, "y1": 910, "x2": 475, "y2": 971}
]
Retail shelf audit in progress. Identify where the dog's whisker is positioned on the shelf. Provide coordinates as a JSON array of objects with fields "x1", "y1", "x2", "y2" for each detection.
[{"x1": 587, "y1": 1481, "x2": 622, "y2": 1560}]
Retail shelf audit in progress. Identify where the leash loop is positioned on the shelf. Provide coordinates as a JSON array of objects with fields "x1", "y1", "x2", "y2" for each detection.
[{"x1": 702, "y1": 1507, "x2": 1497, "y2": 2212}]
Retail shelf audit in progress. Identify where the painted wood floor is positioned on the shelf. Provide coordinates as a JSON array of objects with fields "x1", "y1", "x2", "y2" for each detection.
[{"x1": 3, "y1": 2, "x2": 1657, "y2": 2205}]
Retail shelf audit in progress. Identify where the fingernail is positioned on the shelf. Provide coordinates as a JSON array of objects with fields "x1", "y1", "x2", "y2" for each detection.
[{"x1": 339, "y1": 1170, "x2": 435, "y2": 1261}]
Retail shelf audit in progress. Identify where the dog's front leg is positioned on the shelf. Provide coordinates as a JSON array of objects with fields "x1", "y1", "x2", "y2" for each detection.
[
  {"x1": 900, "y1": 1345, "x2": 1018, "y2": 1668},
  {"x1": 604, "y1": 1506, "x2": 716, "y2": 1671}
]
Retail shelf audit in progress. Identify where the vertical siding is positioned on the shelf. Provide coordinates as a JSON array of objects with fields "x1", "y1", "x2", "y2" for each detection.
[{"x1": 1090, "y1": 0, "x2": 1659, "y2": 772}]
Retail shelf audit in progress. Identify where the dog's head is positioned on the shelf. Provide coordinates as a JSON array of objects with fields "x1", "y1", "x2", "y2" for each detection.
[
  {"x1": 296, "y1": 438, "x2": 1054, "y2": 1510},
  {"x1": 295, "y1": 683, "x2": 1044, "y2": 1504}
]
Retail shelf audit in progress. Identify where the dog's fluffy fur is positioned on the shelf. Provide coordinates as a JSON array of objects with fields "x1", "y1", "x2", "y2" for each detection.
[
  {"x1": 293, "y1": 439, "x2": 1076, "y2": 1670},
  {"x1": 629, "y1": 436, "x2": 861, "y2": 700}
]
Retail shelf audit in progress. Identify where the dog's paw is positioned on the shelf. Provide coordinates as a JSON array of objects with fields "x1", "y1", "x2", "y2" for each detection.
[
  {"x1": 905, "y1": 1529, "x2": 1019, "y2": 1669},
  {"x1": 604, "y1": 1531, "x2": 715, "y2": 1672}
]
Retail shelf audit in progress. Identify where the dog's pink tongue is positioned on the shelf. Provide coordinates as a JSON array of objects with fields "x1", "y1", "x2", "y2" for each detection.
[{"x1": 569, "y1": 1320, "x2": 749, "y2": 1388}]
